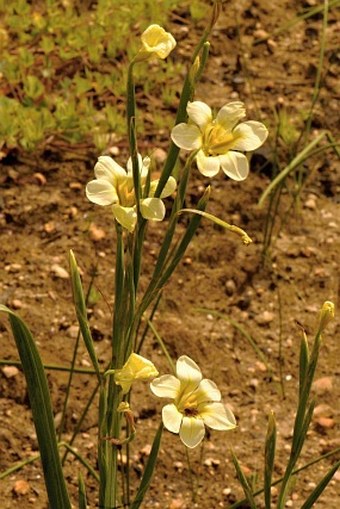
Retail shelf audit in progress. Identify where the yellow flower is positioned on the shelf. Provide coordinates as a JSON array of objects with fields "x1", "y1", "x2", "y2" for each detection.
[
  {"x1": 140, "y1": 24, "x2": 176, "y2": 59},
  {"x1": 318, "y1": 301, "x2": 335, "y2": 332},
  {"x1": 114, "y1": 353, "x2": 159, "y2": 394},
  {"x1": 171, "y1": 100, "x2": 268, "y2": 180},
  {"x1": 86, "y1": 154, "x2": 176, "y2": 232},
  {"x1": 150, "y1": 355, "x2": 236, "y2": 448}
]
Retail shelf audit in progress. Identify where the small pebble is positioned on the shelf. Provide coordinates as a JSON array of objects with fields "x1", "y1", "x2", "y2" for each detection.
[
  {"x1": 304, "y1": 198, "x2": 316, "y2": 209},
  {"x1": 203, "y1": 457, "x2": 221, "y2": 467},
  {"x1": 51, "y1": 264, "x2": 69, "y2": 279},
  {"x1": 169, "y1": 499, "x2": 185, "y2": 509},
  {"x1": 13, "y1": 479, "x2": 30, "y2": 496},
  {"x1": 315, "y1": 417, "x2": 335, "y2": 429},
  {"x1": 89, "y1": 223, "x2": 106, "y2": 242},
  {"x1": 255, "y1": 310, "x2": 275, "y2": 325},
  {"x1": 2, "y1": 366, "x2": 20, "y2": 378},
  {"x1": 312, "y1": 377, "x2": 333, "y2": 395},
  {"x1": 11, "y1": 299, "x2": 23, "y2": 309},
  {"x1": 225, "y1": 280, "x2": 236, "y2": 296}
]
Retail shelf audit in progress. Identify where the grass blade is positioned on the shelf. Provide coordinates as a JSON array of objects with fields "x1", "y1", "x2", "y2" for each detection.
[
  {"x1": 130, "y1": 423, "x2": 163, "y2": 509},
  {"x1": 0, "y1": 305, "x2": 72, "y2": 509},
  {"x1": 264, "y1": 412, "x2": 276, "y2": 509},
  {"x1": 300, "y1": 460, "x2": 340, "y2": 509},
  {"x1": 231, "y1": 450, "x2": 257, "y2": 509},
  {"x1": 69, "y1": 250, "x2": 101, "y2": 382},
  {"x1": 78, "y1": 472, "x2": 87, "y2": 509}
]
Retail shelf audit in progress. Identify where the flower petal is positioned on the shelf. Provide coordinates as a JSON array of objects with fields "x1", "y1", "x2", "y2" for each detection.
[
  {"x1": 196, "y1": 150, "x2": 220, "y2": 177},
  {"x1": 150, "y1": 374, "x2": 181, "y2": 398},
  {"x1": 94, "y1": 156, "x2": 126, "y2": 181},
  {"x1": 200, "y1": 402, "x2": 236, "y2": 430},
  {"x1": 86, "y1": 179, "x2": 118, "y2": 206},
  {"x1": 126, "y1": 153, "x2": 150, "y2": 177},
  {"x1": 171, "y1": 123, "x2": 202, "y2": 150},
  {"x1": 232, "y1": 121, "x2": 268, "y2": 151},
  {"x1": 176, "y1": 356, "x2": 202, "y2": 385},
  {"x1": 140, "y1": 197, "x2": 166, "y2": 222},
  {"x1": 141, "y1": 24, "x2": 176, "y2": 59},
  {"x1": 112, "y1": 204, "x2": 137, "y2": 232},
  {"x1": 179, "y1": 416, "x2": 205, "y2": 448},
  {"x1": 216, "y1": 101, "x2": 246, "y2": 131},
  {"x1": 146, "y1": 175, "x2": 176, "y2": 199},
  {"x1": 219, "y1": 151, "x2": 249, "y2": 181},
  {"x1": 196, "y1": 378, "x2": 222, "y2": 403},
  {"x1": 159, "y1": 176, "x2": 177, "y2": 198},
  {"x1": 162, "y1": 403, "x2": 182, "y2": 433},
  {"x1": 187, "y1": 101, "x2": 212, "y2": 129}
]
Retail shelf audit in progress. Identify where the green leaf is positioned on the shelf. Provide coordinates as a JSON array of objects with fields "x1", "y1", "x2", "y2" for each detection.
[
  {"x1": 0, "y1": 305, "x2": 72, "y2": 509},
  {"x1": 264, "y1": 412, "x2": 276, "y2": 509},
  {"x1": 69, "y1": 250, "x2": 101, "y2": 382},
  {"x1": 231, "y1": 450, "x2": 257, "y2": 509},
  {"x1": 299, "y1": 329, "x2": 309, "y2": 399},
  {"x1": 300, "y1": 460, "x2": 340, "y2": 509},
  {"x1": 301, "y1": 461, "x2": 340, "y2": 509},
  {"x1": 78, "y1": 472, "x2": 87, "y2": 509},
  {"x1": 23, "y1": 75, "x2": 45, "y2": 100},
  {"x1": 130, "y1": 424, "x2": 163, "y2": 509}
]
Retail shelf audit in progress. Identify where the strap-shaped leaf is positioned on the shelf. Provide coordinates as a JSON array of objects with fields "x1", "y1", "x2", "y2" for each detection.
[
  {"x1": 0, "y1": 305, "x2": 71, "y2": 509},
  {"x1": 300, "y1": 460, "x2": 340, "y2": 509},
  {"x1": 78, "y1": 472, "x2": 87, "y2": 509},
  {"x1": 231, "y1": 450, "x2": 257, "y2": 509},
  {"x1": 69, "y1": 250, "x2": 101, "y2": 382},
  {"x1": 264, "y1": 412, "x2": 276, "y2": 508},
  {"x1": 130, "y1": 423, "x2": 163, "y2": 509}
]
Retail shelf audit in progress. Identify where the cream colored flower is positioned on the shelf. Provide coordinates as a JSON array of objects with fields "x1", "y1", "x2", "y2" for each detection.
[
  {"x1": 86, "y1": 154, "x2": 176, "y2": 232},
  {"x1": 114, "y1": 353, "x2": 159, "y2": 395},
  {"x1": 140, "y1": 24, "x2": 176, "y2": 59},
  {"x1": 171, "y1": 100, "x2": 268, "y2": 180},
  {"x1": 150, "y1": 355, "x2": 236, "y2": 448}
]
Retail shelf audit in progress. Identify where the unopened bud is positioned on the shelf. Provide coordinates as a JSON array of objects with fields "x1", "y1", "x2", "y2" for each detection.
[
  {"x1": 209, "y1": 1, "x2": 221, "y2": 30},
  {"x1": 318, "y1": 301, "x2": 335, "y2": 332},
  {"x1": 189, "y1": 56, "x2": 200, "y2": 82}
]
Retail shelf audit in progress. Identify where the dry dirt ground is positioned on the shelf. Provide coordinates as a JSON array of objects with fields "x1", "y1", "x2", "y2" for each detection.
[{"x1": 0, "y1": 1, "x2": 339, "y2": 508}]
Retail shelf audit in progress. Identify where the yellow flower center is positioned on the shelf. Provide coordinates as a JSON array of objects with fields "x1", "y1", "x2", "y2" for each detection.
[
  {"x1": 203, "y1": 122, "x2": 238, "y2": 156},
  {"x1": 116, "y1": 178, "x2": 136, "y2": 207}
]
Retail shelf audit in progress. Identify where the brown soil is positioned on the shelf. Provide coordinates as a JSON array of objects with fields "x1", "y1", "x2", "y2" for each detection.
[{"x1": 0, "y1": 2, "x2": 339, "y2": 508}]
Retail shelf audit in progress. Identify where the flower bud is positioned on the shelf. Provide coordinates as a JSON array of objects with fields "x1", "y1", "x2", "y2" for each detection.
[
  {"x1": 318, "y1": 301, "x2": 335, "y2": 332},
  {"x1": 114, "y1": 353, "x2": 159, "y2": 394},
  {"x1": 140, "y1": 24, "x2": 176, "y2": 60}
]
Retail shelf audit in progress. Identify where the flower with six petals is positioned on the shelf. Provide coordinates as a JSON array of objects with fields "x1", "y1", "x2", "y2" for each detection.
[
  {"x1": 171, "y1": 100, "x2": 268, "y2": 180},
  {"x1": 86, "y1": 154, "x2": 176, "y2": 232},
  {"x1": 150, "y1": 355, "x2": 236, "y2": 448},
  {"x1": 114, "y1": 353, "x2": 159, "y2": 395}
]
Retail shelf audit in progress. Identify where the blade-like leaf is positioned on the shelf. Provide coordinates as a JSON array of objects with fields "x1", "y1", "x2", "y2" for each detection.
[
  {"x1": 231, "y1": 450, "x2": 257, "y2": 509},
  {"x1": 78, "y1": 472, "x2": 87, "y2": 509},
  {"x1": 130, "y1": 423, "x2": 163, "y2": 509},
  {"x1": 264, "y1": 412, "x2": 276, "y2": 509},
  {"x1": 0, "y1": 305, "x2": 72, "y2": 509},
  {"x1": 300, "y1": 460, "x2": 340, "y2": 509},
  {"x1": 69, "y1": 250, "x2": 101, "y2": 382}
]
